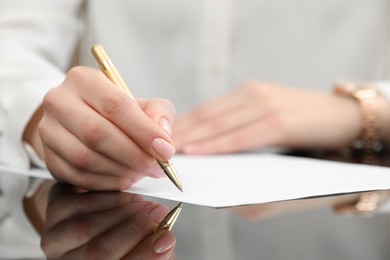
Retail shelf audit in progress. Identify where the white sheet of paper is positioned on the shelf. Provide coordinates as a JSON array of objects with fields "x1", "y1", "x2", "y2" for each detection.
[
  {"x1": 128, "y1": 154, "x2": 390, "y2": 207},
  {"x1": 2, "y1": 153, "x2": 390, "y2": 208}
]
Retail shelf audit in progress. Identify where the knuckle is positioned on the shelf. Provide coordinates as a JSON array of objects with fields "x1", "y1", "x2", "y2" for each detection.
[
  {"x1": 191, "y1": 106, "x2": 208, "y2": 122},
  {"x1": 42, "y1": 89, "x2": 59, "y2": 110},
  {"x1": 209, "y1": 117, "x2": 226, "y2": 131},
  {"x1": 81, "y1": 119, "x2": 104, "y2": 147},
  {"x1": 70, "y1": 147, "x2": 91, "y2": 170},
  {"x1": 67, "y1": 66, "x2": 88, "y2": 84},
  {"x1": 83, "y1": 242, "x2": 108, "y2": 260},
  {"x1": 101, "y1": 92, "x2": 128, "y2": 116},
  {"x1": 70, "y1": 216, "x2": 94, "y2": 244},
  {"x1": 76, "y1": 195, "x2": 97, "y2": 210}
]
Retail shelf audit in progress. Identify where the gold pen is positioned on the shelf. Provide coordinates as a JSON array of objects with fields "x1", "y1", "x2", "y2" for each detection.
[
  {"x1": 91, "y1": 44, "x2": 183, "y2": 192},
  {"x1": 155, "y1": 202, "x2": 183, "y2": 232}
]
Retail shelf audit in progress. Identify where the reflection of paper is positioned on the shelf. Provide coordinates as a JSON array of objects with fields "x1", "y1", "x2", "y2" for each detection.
[{"x1": 2, "y1": 153, "x2": 390, "y2": 208}]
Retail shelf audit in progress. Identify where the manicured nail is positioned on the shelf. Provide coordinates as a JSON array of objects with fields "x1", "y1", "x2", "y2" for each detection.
[
  {"x1": 182, "y1": 143, "x2": 201, "y2": 154},
  {"x1": 152, "y1": 138, "x2": 175, "y2": 160},
  {"x1": 153, "y1": 231, "x2": 176, "y2": 254},
  {"x1": 160, "y1": 117, "x2": 172, "y2": 136}
]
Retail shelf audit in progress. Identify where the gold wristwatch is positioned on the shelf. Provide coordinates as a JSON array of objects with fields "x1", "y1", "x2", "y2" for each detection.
[
  {"x1": 333, "y1": 81, "x2": 387, "y2": 216},
  {"x1": 333, "y1": 82, "x2": 382, "y2": 154}
]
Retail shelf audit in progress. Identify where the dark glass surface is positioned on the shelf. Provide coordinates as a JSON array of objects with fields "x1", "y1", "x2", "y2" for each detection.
[{"x1": 39, "y1": 150, "x2": 390, "y2": 259}]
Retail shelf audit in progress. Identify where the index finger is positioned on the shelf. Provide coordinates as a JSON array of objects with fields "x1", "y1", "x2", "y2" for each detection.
[{"x1": 66, "y1": 66, "x2": 175, "y2": 162}]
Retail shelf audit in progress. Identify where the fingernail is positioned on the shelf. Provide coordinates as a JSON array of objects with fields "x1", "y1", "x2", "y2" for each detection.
[
  {"x1": 160, "y1": 117, "x2": 172, "y2": 136},
  {"x1": 143, "y1": 201, "x2": 154, "y2": 208},
  {"x1": 152, "y1": 138, "x2": 175, "y2": 160},
  {"x1": 149, "y1": 205, "x2": 169, "y2": 222},
  {"x1": 182, "y1": 143, "x2": 201, "y2": 154},
  {"x1": 153, "y1": 231, "x2": 176, "y2": 254},
  {"x1": 148, "y1": 163, "x2": 166, "y2": 178}
]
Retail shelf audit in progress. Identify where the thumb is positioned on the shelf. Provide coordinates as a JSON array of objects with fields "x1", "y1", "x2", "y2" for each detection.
[{"x1": 138, "y1": 98, "x2": 176, "y2": 137}]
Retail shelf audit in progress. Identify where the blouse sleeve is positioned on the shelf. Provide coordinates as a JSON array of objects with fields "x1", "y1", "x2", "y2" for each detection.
[
  {"x1": 0, "y1": 0, "x2": 84, "y2": 170},
  {"x1": 377, "y1": 81, "x2": 390, "y2": 99},
  {"x1": 0, "y1": 0, "x2": 84, "y2": 258}
]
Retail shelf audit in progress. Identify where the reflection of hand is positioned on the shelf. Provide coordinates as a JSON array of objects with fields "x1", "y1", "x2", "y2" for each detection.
[
  {"x1": 232, "y1": 194, "x2": 358, "y2": 221},
  {"x1": 173, "y1": 82, "x2": 363, "y2": 155},
  {"x1": 41, "y1": 184, "x2": 176, "y2": 259},
  {"x1": 37, "y1": 66, "x2": 176, "y2": 190}
]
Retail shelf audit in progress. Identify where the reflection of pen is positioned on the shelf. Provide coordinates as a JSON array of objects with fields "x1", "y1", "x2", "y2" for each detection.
[
  {"x1": 155, "y1": 202, "x2": 183, "y2": 232},
  {"x1": 91, "y1": 44, "x2": 183, "y2": 192}
]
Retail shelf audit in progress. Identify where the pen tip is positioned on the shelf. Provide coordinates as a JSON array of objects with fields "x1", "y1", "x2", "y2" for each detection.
[
  {"x1": 159, "y1": 160, "x2": 184, "y2": 192},
  {"x1": 155, "y1": 202, "x2": 183, "y2": 232}
]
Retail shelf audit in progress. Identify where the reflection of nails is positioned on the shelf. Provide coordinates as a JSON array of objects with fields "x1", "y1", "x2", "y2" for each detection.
[
  {"x1": 131, "y1": 194, "x2": 145, "y2": 202},
  {"x1": 152, "y1": 138, "x2": 175, "y2": 160},
  {"x1": 149, "y1": 205, "x2": 169, "y2": 222},
  {"x1": 160, "y1": 117, "x2": 172, "y2": 136},
  {"x1": 153, "y1": 231, "x2": 176, "y2": 254}
]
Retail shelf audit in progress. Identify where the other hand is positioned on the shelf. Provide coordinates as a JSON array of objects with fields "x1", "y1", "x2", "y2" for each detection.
[
  {"x1": 233, "y1": 194, "x2": 359, "y2": 221},
  {"x1": 173, "y1": 82, "x2": 362, "y2": 155}
]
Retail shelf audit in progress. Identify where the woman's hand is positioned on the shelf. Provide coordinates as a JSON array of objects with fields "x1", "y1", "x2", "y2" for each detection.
[
  {"x1": 173, "y1": 81, "x2": 362, "y2": 155},
  {"x1": 26, "y1": 66, "x2": 176, "y2": 190},
  {"x1": 41, "y1": 184, "x2": 176, "y2": 259}
]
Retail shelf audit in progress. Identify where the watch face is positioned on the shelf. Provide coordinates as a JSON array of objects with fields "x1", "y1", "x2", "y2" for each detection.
[
  {"x1": 334, "y1": 82, "x2": 378, "y2": 99},
  {"x1": 354, "y1": 87, "x2": 378, "y2": 100}
]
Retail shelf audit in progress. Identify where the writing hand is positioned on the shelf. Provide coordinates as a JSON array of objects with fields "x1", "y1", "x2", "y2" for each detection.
[{"x1": 34, "y1": 66, "x2": 176, "y2": 190}]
